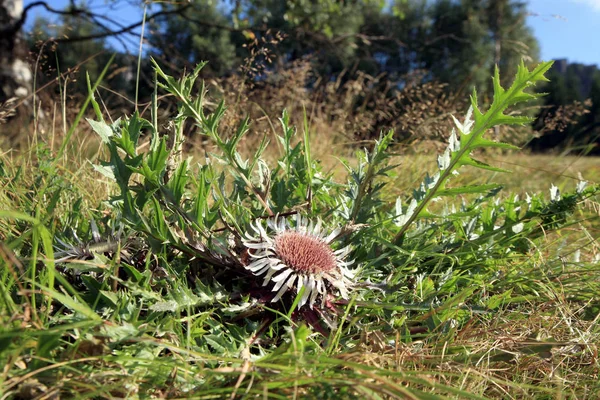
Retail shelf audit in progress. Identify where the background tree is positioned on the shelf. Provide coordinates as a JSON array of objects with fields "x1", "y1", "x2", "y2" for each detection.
[
  {"x1": 235, "y1": 0, "x2": 369, "y2": 73},
  {"x1": 1, "y1": 0, "x2": 34, "y2": 143},
  {"x1": 3, "y1": 0, "x2": 598, "y2": 153},
  {"x1": 149, "y1": 1, "x2": 238, "y2": 77},
  {"x1": 0, "y1": 0, "x2": 32, "y2": 103},
  {"x1": 30, "y1": 10, "x2": 117, "y2": 94}
]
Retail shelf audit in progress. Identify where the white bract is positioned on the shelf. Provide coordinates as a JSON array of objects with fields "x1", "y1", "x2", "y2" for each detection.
[{"x1": 242, "y1": 214, "x2": 355, "y2": 309}]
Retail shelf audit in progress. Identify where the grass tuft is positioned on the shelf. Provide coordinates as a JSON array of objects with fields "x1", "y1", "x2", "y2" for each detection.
[{"x1": 0, "y1": 59, "x2": 599, "y2": 399}]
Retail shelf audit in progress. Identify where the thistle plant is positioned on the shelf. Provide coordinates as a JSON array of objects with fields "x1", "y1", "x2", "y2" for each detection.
[
  {"x1": 393, "y1": 62, "x2": 557, "y2": 243},
  {"x1": 243, "y1": 214, "x2": 355, "y2": 310},
  {"x1": 79, "y1": 59, "x2": 597, "y2": 337}
]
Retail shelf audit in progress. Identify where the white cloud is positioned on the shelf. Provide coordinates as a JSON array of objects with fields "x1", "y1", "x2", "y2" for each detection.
[{"x1": 571, "y1": 0, "x2": 600, "y2": 11}]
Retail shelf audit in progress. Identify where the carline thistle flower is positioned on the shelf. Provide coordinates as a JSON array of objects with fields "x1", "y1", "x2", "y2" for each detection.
[{"x1": 242, "y1": 214, "x2": 355, "y2": 309}]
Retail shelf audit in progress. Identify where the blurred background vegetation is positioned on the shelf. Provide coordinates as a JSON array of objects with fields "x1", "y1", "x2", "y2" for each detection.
[{"x1": 1, "y1": 0, "x2": 599, "y2": 155}]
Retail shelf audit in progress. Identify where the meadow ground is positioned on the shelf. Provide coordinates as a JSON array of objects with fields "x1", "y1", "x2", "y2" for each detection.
[{"x1": 0, "y1": 62, "x2": 599, "y2": 399}]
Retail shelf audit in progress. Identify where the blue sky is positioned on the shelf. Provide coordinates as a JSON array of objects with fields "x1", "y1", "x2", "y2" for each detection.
[
  {"x1": 24, "y1": 0, "x2": 600, "y2": 67},
  {"x1": 527, "y1": 0, "x2": 600, "y2": 66}
]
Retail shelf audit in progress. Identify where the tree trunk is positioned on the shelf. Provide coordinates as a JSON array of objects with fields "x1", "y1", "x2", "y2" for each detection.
[{"x1": 0, "y1": 0, "x2": 32, "y2": 103}]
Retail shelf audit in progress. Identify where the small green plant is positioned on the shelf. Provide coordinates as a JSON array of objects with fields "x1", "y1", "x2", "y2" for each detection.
[
  {"x1": 81, "y1": 58, "x2": 597, "y2": 329},
  {"x1": 1, "y1": 59, "x2": 599, "y2": 398}
]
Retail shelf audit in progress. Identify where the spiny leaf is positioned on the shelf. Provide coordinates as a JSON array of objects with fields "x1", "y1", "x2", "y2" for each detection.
[
  {"x1": 459, "y1": 157, "x2": 512, "y2": 173},
  {"x1": 472, "y1": 138, "x2": 520, "y2": 150},
  {"x1": 87, "y1": 119, "x2": 113, "y2": 143},
  {"x1": 167, "y1": 159, "x2": 189, "y2": 204},
  {"x1": 393, "y1": 61, "x2": 553, "y2": 243},
  {"x1": 492, "y1": 114, "x2": 532, "y2": 126},
  {"x1": 437, "y1": 184, "x2": 502, "y2": 197}
]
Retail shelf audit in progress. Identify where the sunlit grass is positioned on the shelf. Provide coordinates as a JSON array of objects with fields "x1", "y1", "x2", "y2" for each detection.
[{"x1": 1, "y1": 61, "x2": 599, "y2": 400}]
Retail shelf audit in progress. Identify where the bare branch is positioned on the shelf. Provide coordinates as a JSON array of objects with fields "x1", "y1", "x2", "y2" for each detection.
[{"x1": 1, "y1": 1, "x2": 191, "y2": 44}]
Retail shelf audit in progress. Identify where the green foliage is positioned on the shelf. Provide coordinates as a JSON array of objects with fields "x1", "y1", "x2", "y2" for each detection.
[
  {"x1": 24, "y1": 0, "x2": 577, "y2": 152},
  {"x1": 149, "y1": 1, "x2": 237, "y2": 76},
  {"x1": 144, "y1": 0, "x2": 539, "y2": 98},
  {"x1": 392, "y1": 61, "x2": 553, "y2": 243}
]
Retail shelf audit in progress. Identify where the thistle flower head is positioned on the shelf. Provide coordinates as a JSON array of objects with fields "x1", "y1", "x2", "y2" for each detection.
[{"x1": 242, "y1": 214, "x2": 355, "y2": 309}]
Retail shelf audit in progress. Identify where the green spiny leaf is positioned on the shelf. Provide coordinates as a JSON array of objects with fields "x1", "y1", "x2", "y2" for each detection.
[{"x1": 167, "y1": 159, "x2": 189, "y2": 204}]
